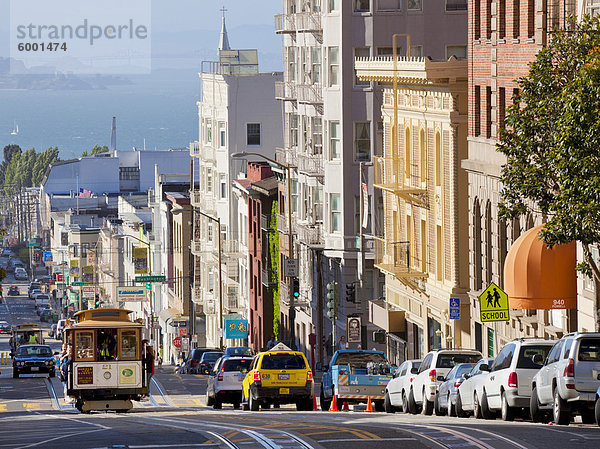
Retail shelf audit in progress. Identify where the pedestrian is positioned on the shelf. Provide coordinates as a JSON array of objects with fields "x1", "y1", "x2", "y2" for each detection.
[
  {"x1": 157, "y1": 344, "x2": 163, "y2": 368},
  {"x1": 339, "y1": 335, "x2": 348, "y2": 350},
  {"x1": 142, "y1": 340, "x2": 155, "y2": 386},
  {"x1": 267, "y1": 335, "x2": 276, "y2": 350}
]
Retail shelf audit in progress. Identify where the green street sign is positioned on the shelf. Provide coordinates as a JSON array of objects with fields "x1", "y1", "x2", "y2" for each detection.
[
  {"x1": 72, "y1": 282, "x2": 85, "y2": 287},
  {"x1": 145, "y1": 283, "x2": 153, "y2": 291},
  {"x1": 26, "y1": 241, "x2": 40, "y2": 247},
  {"x1": 135, "y1": 275, "x2": 166, "y2": 283}
]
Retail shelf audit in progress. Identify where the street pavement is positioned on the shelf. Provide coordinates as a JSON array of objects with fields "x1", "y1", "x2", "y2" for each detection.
[{"x1": 2, "y1": 276, "x2": 600, "y2": 447}]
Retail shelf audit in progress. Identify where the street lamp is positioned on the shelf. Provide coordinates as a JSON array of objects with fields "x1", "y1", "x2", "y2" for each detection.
[{"x1": 231, "y1": 151, "x2": 297, "y2": 348}]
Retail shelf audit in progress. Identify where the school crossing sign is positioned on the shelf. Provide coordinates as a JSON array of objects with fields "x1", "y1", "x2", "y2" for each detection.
[{"x1": 478, "y1": 282, "x2": 510, "y2": 323}]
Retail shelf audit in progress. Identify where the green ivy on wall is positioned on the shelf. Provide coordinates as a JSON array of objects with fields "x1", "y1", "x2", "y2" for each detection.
[{"x1": 269, "y1": 200, "x2": 280, "y2": 340}]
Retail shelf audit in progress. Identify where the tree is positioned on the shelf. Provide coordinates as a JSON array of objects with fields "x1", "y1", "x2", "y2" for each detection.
[
  {"x1": 81, "y1": 144, "x2": 109, "y2": 158},
  {"x1": 497, "y1": 15, "x2": 600, "y2": 329}
]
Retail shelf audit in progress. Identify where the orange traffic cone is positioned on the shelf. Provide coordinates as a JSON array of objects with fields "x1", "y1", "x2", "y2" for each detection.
[
  {"x1": 365, "y1": 396, "x2": 374, "y2": 412},
  {"x1": 313, "y1": 394, "x2": 318, "y2": 411},
  {"x1": 329, "y1": 395, "x2": 339, "y2": 412},
  {"x1": 342, "y1": 401, "x2": 350, "y2": 412}
]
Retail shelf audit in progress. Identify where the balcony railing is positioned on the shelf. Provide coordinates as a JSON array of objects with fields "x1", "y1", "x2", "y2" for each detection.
[
  {"x1": 373, "y1": 156, "x2": 427, "y2": 205},
  {"x1": 199, "y1": 194, "x2": 216, "y2": 215},
  {"x1": 262, "y1": 267, "x2": 278, "y2": 288},
  {"x1": 296, "y1": 12, "x2": 322, "y2": 32},
  {"x1": 202, "y1": 145, "x2": 216, "y2": 163},
  {"x1": 275, "y1": 81, "x2": 297, "y2": 101},
  {"x1": 374, "y1": 236, "x2": 427, "y2": 280},
  {"x1": 191, "y1": 239, "x2": 203, "y2": 256},
  {"x1": 274, "y1": 14, "x2": 296, "y2": 33},
  {"x1": 190, "y1": 141, "x2": 201, "y2": 157},
  {"x1": 297, "y1": 84, "x2": 323, "y2": 104},
  {"x1": 190, "y1": 189, "x2": 202, "y2": 208},
  {"x1": 277, "y1": 213, "x2": 288, "y2": 234},
  {"x1": 296, "y1": 222, "x2": 323, "y2": 248},
  {"x1": 297, "y1": 152, "x2": 324, "y2": 177}
]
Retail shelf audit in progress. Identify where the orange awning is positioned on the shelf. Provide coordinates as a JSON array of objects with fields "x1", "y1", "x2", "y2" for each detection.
[{"x1": 504, "y1": 225, "x2": 577, "y2": 310}]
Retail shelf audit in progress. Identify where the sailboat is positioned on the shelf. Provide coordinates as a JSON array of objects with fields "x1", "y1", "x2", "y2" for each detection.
[{"x1": 10, "y1": 121, "x2": 18, "y2": 136}]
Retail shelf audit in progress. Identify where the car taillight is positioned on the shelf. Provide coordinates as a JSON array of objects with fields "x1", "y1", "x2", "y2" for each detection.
[
  {"x1": 429, "y1": 369, "x2": 436, "y2": 382},
  {"x1": 253, "y1": 371, "x2": 261, "y2": 382},
  {"x1": 564, "y1": 358, "x2": 575, "y2": 378},
  {"x1": 508, "y1": 372, "x2": 518, "y2": 388},
  {"x1": 217, "y1": 367, "x2": 224, "y2": 381},
  {"x1": 454, "y1": 380, "x2": 462, "y2": 388},
  {"x1": 307, "y1": 371, "x2": 313, "y2": 381}
]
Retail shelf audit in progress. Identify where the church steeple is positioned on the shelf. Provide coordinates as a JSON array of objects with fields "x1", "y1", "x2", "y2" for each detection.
[{"x1": 218, "y1": 6, "x2": 231, "y2": 51}]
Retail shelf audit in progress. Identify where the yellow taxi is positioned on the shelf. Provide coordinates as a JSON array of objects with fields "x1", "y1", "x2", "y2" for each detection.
[{"x1": 241, "y1": 343, "x2": 314, "y2": 411}]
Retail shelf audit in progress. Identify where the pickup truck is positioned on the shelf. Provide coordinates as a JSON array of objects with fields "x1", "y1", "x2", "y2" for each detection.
[{"x1": 320, "y1": 349, "x2": 393, "y2": 411}]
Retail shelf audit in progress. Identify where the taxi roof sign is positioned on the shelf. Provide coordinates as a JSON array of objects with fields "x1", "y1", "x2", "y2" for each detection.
[
  {"x1": 478, "y1": 282, "x2": 510, "y2": 322},
  {"x1": 268, "y1": 342, "x2": 292, "y2": 352}
]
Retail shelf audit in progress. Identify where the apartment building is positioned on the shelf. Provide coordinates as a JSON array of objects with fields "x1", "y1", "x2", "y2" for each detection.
[
  {"x1": 463, "y1": 0, "x2": 584, "y2": 355},
  {"x1": 356, "y1": 56, "x2": 469, "y2": 362},
  {"x1": 190, "y1": 14, "x2": 283, "y2": 348},
  {"x1": 275, "y1": 0, "x2": 467, "y2": 361}
]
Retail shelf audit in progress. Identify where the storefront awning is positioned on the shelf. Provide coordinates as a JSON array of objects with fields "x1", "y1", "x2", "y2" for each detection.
[{"x1": 504, "y1": 225, "x2": 576, "y2": 310}]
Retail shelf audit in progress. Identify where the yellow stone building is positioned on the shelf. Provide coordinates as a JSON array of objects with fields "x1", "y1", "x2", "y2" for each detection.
[{"x1": 356, "y1": 56, "x2": 469, "y2": 361}]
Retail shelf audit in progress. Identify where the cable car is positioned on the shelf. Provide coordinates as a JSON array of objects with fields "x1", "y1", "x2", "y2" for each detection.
[{"x1": 64, "y1": 308, "x2": 149, "y2": 413}]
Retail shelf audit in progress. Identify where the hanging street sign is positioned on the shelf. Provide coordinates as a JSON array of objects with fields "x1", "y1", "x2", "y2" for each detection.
[
  {"x1": 478, "y1": 282, "x2": 510, "y2": 322},
  {"x1": 284, "y1": 258, "x2": 298, "y2": 278},
  {"x1": 135, "y1": 275, "x2": 166, "y2": 283}
]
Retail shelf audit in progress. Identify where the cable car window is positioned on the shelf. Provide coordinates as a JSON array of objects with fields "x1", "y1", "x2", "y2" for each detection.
[
  {"x1": 119, "y1": 329, "x2": 139, "y2": 360},
  {"x1": 75, "y1": 331, "x2": 95, "y2": 361}
]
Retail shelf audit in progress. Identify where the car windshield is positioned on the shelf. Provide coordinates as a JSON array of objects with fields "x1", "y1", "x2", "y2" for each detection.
[
  {"x1": 223, "y1": 358, "x2": 253, "y2": 371},
  {"x1": 517, "y1": 345, "x2": 552, "y2": 369},
  {"x1": 436, "y1": 354, "x2": 481, "y2": 368},
  {"x1": 334, "y1": 352, "x2": 387, "y2": 368},
  {"x1": 452, "y1": 364, "x2": 474, "y2": 378},
  {"x1": 261, "y1": 353, "x2": 306, "y2": 370},
  {"x1": 578, "y1": 339, "x2": 600, "y2": 362},
  {"x1": 17, "y1": 346, "x2": 52, "y2": 357},
  {"x1": 202, "y1": 352, "x2": 223, "y2": 362}
]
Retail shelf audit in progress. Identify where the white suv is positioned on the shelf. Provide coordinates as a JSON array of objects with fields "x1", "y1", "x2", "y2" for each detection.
[
  {"x1": 482, "y1": 338, "x2": 554, "y2": 421},
  {"x1": 530, "y1": 332, "x2": 600, "y2": 425},
  {"x1": 385, "y1": 359, "x2": 421, "y2": 413},
  {"x1": 409, "y1": 349, "x2": 482, "y2": 415}
]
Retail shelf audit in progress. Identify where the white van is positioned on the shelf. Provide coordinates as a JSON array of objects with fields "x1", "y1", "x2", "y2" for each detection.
[{"x1": 35, "y1": 293, "x2": 50, "y2": 308}]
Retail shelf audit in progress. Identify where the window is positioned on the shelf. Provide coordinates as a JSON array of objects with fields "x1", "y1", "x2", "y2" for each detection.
[
  {"x1": 376, "y1": 121, "x2": 383, "y2": 156},
  {"x1": 329, "y1": 0, "x2": 340, "y2": 12},
  {"x1": 421, "y1": 219, "x2": 427, "y2": 272},
  {"x1": 435, "y1": 132, "x2": 441, "y2": 186},
  {"x1": 287, "y1": 47, "x2": 297, "y2": 82},
  {"x1": 419, "y1": 129, "x2": 426, "y2": 182},
  {"x1": 354, "y1": 47, "x2": 370, "y2": 86},
  {"x1": 419, "y1": 353, "x2": 433, "y2": 372},
  {"x1": 527, "y1": 0, "x2": 535, "y2": 38},
  {"x1": 405, "y1": 127, "x2": 411, "y2": 179},
  {"x1": 206, "y1": 121, "x2": 212, "y2": 143},
  {"x1": 436, "y1": 225, "x2": 443, "y2": 280},
  {"x1": 329, "y1": 121, "x2": 340, "y2": 159},
  {"x1": 119, "y1": 167, "x2": 140, "y2": 181},
  {"x1": 330, "y1": 193, "x2": 341, "y2": 232},
  {"x1": 517, "y1": 345, "x2": 552, "y2": 369},
  {"x1": 486, "y1": 86, "x2": 492, "y2": 138},
  {"x1": 546, "y1": 341, "x2": 564, "y2": 364},
  {"x1": 289, "y1": 113, "x2": 298, "y2": 148},
  {"x1": 354, "y1": 196, "x2": 360, "y2": 234},
  {"x1": 499, "y1": 87, "x2": 506, "y2": 129},
  {"x1": 119, "y1": 329, "x2": 139, "y2": 360},
  {"x1": 328, "y1": 47, "x2": 339, "y2": 87},
  {"x1": 411, "y1": 46, "x2": 423, "y2": 57},
  {"x1": 354, "y1": 0, "x2": 370, "y2": 12},
  {"x1": 312, "y1": 117, "x2": 323, "y2": 155},
  {"x1": 513, "y1": 0, "x2": 520, "y2": 38},
  {"x1": 75, "y1": 330, "x2": 95, "y2": 361},
  {"x1": 408, "y1": 0, "x2": 422, "y2": 10},
  {"x1": 291, "y1": 179, "x2": 298, "y2": 213},
  {"x1": 247, "y1": 123, "x2": 261, "y2": 146},
  {"x1": 312, "y1": 47, "x2": 321, "y2": 84},
  {"x1": 219, "y1": 122, "x2": 226, "y2": 147},
  {"x1": 355, "y1": 121, "x2": 371, "y2": 161},
  {"x1": 578, "y1": 339, "x2": 600, "y2": 362},
  {"x1": 377, "y1": 0, "x2": 401, "y2": 10},
  {"x1": 446, "y1": 0, "x2": 467, "y2": 11},
  {"x1": 562, "y1": 339, "x2": 573, "y2": 359},
  {"x1": 377, "y1": 47, "x2": 394, "y2": 56},
  {"x1": 475, "y1": 0, "x2": 481, "y2": 40},
  {"x1": 220, "y1": 175, "x2": 227, "y2": 200},
  {"x1": 499, "y1": 0, "x2": 506, "y2": 39},
  {"x1": 207, "y1": 169, "x2": 213, "y2": 193},
  {"x1": 446, "y1": 45, "x2": 467, "y2": 60},
  {"x1": 486, "y1": 0, "x2": 492, "y2": 39}
]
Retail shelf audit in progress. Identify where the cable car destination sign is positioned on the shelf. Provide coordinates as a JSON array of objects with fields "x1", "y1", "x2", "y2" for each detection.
[{"x1": 478, "y1": 282, "x2": 510, "y2": 323}]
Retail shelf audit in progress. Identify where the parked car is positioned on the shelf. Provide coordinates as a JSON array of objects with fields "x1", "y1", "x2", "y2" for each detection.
[
  {"x1": 483, "y1": 338, "x2": 554, "y2": 421},
  {"x1": 180, "y1": 348, "x2": 221, "y2": 374},
  {"x1": 7, "y1": 286, "x2": 19, "y2": 296},
  {"x1": 409, "y1": 349, "x2": 483, "y2": 415},
  {"x1": 198, "y1": 351, "x2": 225, "y2": 374},
  {"x1": 455, "y1": 358, "x2": 495, "y2": 418},
  {"x1": 28, "y1": 283, "x2": 42, "y2": 296},
  {"x1": 531, "y1": 333, "x2": 600, "y2": 425},
  {"x1": 29, "y1": 289, "x2": 42, "y2": 300},
  {"x1": 435, "y1": 363, "x2": 474, "y2": 416},
  {"x1": 385, "y1": 359, "x2": 422, "y2": 413},
  {"x1": 35, "y1": 294, "x2": 51, "y2": 309},
  {"x1": 206, "y1": 356, "x2": 253, "y2": 409},
  {"x1": 224, "y1": 346, "x2": 255, "y2": 357},
  {"x1": 11, "y1": 344, "x2": 57, "y2": 378},
  {"x1": 56, "y1": 320, "x2": 66, "y2": 341}
]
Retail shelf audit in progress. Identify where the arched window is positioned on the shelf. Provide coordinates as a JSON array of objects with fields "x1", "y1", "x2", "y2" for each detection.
[
  {"x1": 420, "y1": 129, "x2": 426, "y2": 183},
  {"x1": 485, "y1": 201, "x2": 493, "y2": 284},
  {"x1": 473, "y1": 199, "x2": 482, "y2": 290},
  {"x1": 435, "y1": 132, "x2": 441, "y2": 187}
]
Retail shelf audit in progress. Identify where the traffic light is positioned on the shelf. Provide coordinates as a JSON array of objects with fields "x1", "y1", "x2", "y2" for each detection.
[
  {"x1": 345, "y1": 283, "x2": 356, "y2": 303},
  {"x1": 326, "y1": 281, "x2": 337, "y2": 320},
  {"x1": 292, "y1": 277, "x2": 300, "y2": 300},
  {"x1": 94, "y1": 294, "x2": 101, "y2": 309}
]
